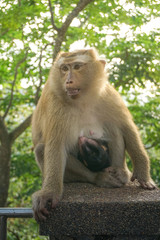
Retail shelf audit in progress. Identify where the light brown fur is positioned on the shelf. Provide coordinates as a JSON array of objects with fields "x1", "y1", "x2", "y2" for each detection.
[{"x1": 32, "y1": 48, "x2": 156, "y2": 221}]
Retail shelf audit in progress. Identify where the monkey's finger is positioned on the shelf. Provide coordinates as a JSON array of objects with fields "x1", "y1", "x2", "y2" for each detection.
[
  {"x1": 34, "y1": 212, "x2": 39, "y2": 222},
  {"x1": 104, "y1": 167, "x2": 116, "y2": 174},
  {"x1": 108, "y1": 174, "x2": 124, "y2": 187},
  {"x1": 51, "y1": 199, "x2": 59, "y2": 208},
  {"x1": 139, "y1": 181, "x2": 157, "y2": 190},
  {"x1": 37, "y1": 200, "x2": 51, "y2": 220},
  {"x1": 109, "y1": 179, "x2": 124, "y2": 187},
  {"x1": 41, "y1": 207, "x2": 50, "y2": 216},
  {"x1": 131, "y1": 176, "x2": 136, "y2": 182},
  {"x1": 34, "y1": 209, "x2": 47, "y2": 222}
]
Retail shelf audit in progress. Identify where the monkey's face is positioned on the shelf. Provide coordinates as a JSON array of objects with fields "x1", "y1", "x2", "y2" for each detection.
[
  {"x1": 60, "y1": 61, "x2": 87, "y2": 98},
  {"x1": 54, "y1": 49, "x2": 106, "y2": 100}
]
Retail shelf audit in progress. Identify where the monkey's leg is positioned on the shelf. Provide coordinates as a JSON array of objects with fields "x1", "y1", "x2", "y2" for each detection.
[
  {"x1": 34, "y1": 143, "x2": 44, "y2": 172},
  {"x1": 123, "y1": 121, "x2": 156, "y2": 190},
  {"x1": 64, "y1": 154, "x2": 97, "y2": 183},
  {"x1": 64, "y1": 155, "x2": 124, "y2": 188},
  {"x1": 97, "y1": 128, "x2": 131, "y2": 187}
]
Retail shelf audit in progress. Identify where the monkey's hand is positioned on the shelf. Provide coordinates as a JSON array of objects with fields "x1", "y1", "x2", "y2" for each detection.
[
  {"x1": 95, "y1": 167, "x2": 130, "y2": 188},
  {"x1": 131, "y1": 174, "x2": 157, "y2": 190},
  {"x1": 32, "y1": 190, "x2": 61, "y2": 222}
]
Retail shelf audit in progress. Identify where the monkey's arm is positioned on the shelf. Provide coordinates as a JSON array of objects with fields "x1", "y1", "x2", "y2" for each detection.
[
  {"x1": 123, "y1": 121, "x2": 156, "y2": 189},
  {"x1": 32, "y1": 139, "x2": 66, "y2": 221},
  {"x1": 101, "y1": 87, "x2": 156, "y2": 190}
]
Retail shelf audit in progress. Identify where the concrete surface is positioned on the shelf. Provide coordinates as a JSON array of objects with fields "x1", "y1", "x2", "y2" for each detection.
[{"x1": 39, "y1": 183, "x2": 160, "y2": 240}]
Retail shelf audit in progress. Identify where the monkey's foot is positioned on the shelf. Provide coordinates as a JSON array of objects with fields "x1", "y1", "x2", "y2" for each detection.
[
  {"x1": 32, "y1": 190, "x2": 61, "y2": 222},
  {"x1": 131, "y1": 175, "x2": 157, "y2": 190},
  {"x1": 106, "y1": 167, "x2": 130, "y2": 184},
  {"x1": 95, "y1": 167, "x2": 130, "y2": 188}
]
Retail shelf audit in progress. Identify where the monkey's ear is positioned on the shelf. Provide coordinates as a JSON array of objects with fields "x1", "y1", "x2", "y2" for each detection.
[{"x1": 99, "y1": 60, "x2": 106, "y2": 68}]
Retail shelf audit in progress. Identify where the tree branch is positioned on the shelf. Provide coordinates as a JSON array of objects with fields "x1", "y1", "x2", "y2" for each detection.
[
  {"x1": 145, "y1": 142, "x2": 157, "y2": 150},
  {"x1": 48, "y1": 0, "x2": 60, "y2": 32},
  {"x1": 34, "y1": 48, "x2": 43, "y2": 105},
  {"x1": 1, "y1": 29, "x2": 9, "y2": 36},
  {"x1": 35, "y1": 43, "x2": 53, "y2": 104},
  {"x1": 3, "y1": 50, "x2": 28, "y2": 119},
  {"x1": 9, "y1": 114, "x2": 32, "y2": 144},
  {"x1": 8, "y1": 228, "x2": 20, "y2": 240},
  {"x1": 79, "y1": 15, "x2": 90, "y2": 28},
  {"x1": 0, "y1": 116, "x2": 9, "y2": 144},
  {"x1": 52, "y1": 0, "x2": 95, "y2": 61},
  {"x1": 61, "y1": 0, "x2": 94, "y2": 33},
  {"x1": 18, "y1": 0, "x2": 21, "y2": 7}
]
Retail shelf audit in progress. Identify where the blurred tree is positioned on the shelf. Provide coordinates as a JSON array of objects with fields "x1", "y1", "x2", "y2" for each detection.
[{"x1": 0, "y1": 0, "x2": 160, "y2": 238}]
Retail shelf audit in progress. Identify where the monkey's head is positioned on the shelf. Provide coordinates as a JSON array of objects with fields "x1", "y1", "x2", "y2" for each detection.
[
  {"x1": 50, "y1": 49, "x2": 106, "y2": 101},
  {"x1": 78, "y1": 136, "x2": 111, "y2": 172}
]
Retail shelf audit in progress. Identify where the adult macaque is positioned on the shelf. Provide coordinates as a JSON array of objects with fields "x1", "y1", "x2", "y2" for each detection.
[
  {"x1": 78, "y1": 137, "x2": 111, "y2": 172},
  {"x1": 32, "y1": 48, "x2": 156, "y2": 221}
]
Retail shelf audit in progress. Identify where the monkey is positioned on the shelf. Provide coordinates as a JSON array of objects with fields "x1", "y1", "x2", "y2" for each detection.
[
  {"x1": 32, "y1": 48, "x2": 156, "y2": 221},
  {"x1": 78, "y1": 136, "x2": 111, "y2": 172}
]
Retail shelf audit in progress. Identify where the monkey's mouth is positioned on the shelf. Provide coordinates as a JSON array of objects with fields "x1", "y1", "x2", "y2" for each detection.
[{"x1": 66, "y1": 88, "x2": 80, "y2": 96}]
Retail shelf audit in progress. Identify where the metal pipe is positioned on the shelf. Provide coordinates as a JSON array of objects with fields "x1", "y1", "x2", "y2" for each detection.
[
  {"x1": 0, "y1": 216, "x2": 7, "y2": 240},
  {"x1": 0, "y1": 208, "x2": 33, "y2": 240},
  {"x1": 0, "y1": 208, "x2": 33, "y2": 218}
]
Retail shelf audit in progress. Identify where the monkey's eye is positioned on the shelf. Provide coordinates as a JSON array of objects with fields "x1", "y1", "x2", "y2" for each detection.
[
  {"x1": 61, "y1": 65, "x2": 69, "y2": 72},
  {"x1": 73, "y1": 63, "x2": 84, "y2": 70},
  {"x1": 74, "y1": 64, "x2": 81, "y2": 70}
]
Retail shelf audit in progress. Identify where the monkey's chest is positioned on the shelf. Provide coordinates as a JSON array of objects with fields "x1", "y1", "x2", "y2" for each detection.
[
  {"x1": 66, "y1": 112, "x2": 104, "y2": 152},
  {"x1": 79, "y1": 115, "x2": 104, "y2": 140},
  {"x1": 79, "y1": 124, "x2": 103, "y2": 139}
]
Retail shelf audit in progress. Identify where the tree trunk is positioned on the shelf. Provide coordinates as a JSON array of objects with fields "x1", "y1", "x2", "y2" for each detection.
[
  {"x1": 0, "y1": 141, "x2": 11, "y2": 206},
  {"x1": 0, "y1": 115, "x2": 31, "y2": 206}
]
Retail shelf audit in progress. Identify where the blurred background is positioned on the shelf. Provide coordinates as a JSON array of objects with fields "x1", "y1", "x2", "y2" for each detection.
[{"x1": 0, "y1": 0, "x2": 160, "y2": 239}]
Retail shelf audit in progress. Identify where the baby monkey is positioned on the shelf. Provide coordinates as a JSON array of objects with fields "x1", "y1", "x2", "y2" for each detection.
[{"x1": 78, "y1": 137, "x2": 111, "y2": 172}]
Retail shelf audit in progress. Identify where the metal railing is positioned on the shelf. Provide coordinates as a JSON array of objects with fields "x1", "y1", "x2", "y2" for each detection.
[{"x1": 0, "y1": 208, "x2": 33, "y2": 240}]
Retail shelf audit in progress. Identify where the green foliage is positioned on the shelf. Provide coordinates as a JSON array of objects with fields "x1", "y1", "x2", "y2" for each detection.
[
  {"x1": 106, "y1": 33, "x2": 160, "y2": 88},
  {"x1": 0, "y1": 0, "x2": 160, "y2": 238},
  {"x1": 126, "y1": 88, "x2": 160, "y2": 185},
  {"x1": 7, "y1": 129, "x2": 44, "y2": 239},
  {"x1": 7, "y1": 218, "x2": 47, "y2": 240}
]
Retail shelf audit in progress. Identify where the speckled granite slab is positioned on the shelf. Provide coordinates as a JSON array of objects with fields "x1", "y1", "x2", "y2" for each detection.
[{"x1": 39, "y1": 183, "x2": 160, "y2": 240}]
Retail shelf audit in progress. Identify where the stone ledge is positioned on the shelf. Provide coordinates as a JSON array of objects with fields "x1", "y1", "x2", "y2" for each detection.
[{"x1": 39, "y1": 183, "x2": 160, "y2": 240}]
